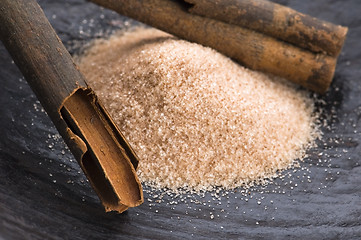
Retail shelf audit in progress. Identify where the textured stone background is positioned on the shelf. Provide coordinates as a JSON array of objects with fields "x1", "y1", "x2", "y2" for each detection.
[{"x1": 0, "y1": 0, "x2": 360, "y2": 239}]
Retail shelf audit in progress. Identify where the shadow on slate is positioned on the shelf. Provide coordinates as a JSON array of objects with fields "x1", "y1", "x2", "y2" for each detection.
[{"x1": 0, "y1": 0, "x2": 361, "y2": 239}]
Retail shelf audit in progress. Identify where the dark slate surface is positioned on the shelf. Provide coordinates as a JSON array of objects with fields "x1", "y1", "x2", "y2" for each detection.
[{"x1": 0, "y1": 0, "x2": 360, "y2": 239}]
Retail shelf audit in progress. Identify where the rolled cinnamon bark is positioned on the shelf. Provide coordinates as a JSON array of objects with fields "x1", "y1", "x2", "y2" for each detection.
[
  {"x1": 90, "y1": 0, "x2": 339, "y2": 93},
  {"x1": 0, "y1": 0, "x2": 143, "y2": 213},
  {"x1": 186, "y1": 0, "x2": 348, "y2": 57}
]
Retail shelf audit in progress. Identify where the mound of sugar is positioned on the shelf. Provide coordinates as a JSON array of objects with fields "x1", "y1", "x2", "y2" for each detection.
[{"x1": 78, "y1": 28, "x2": 318, "y2": 191}]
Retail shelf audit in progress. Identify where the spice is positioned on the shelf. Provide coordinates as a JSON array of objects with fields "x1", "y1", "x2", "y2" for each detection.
[
  {"x1": 89, "y1": 0, "x2": 346, "y2": 93},
  {"x1": 0, "y1": 0, "x2": 142, "y2": 213},
  {"x1": 78, "y1": 28, "x2": 319, "y2": 192},
  {"x1": 185, "y1": 0, "x2": 347, "y2": 57}
]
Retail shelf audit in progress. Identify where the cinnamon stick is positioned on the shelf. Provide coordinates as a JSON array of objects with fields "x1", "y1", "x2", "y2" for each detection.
[
  {"x1": 186, "y1": 0, "x2": 348, "y2": 57},
  {"x1": 0, "y1": 0, "x2": 143, "y2": 212},
  {"x1": 89, "y1": 0, "x2": 339, "y2": 93}
]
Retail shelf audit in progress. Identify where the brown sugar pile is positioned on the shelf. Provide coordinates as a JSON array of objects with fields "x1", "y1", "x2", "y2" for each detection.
[{"x1": 77, "y1": 28, "x2": 319, "y2": 191}]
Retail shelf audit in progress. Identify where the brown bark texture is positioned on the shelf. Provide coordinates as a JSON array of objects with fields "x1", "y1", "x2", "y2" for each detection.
[
  {"x1": 186, "y1": 0, "x2": 348, "y2": 57},
  {"x1": 0, "y1": 0, "x2": 143, "y2": 213},
  {"x1": 89, "y1": 0, "x2": 341, "y2": 93}
]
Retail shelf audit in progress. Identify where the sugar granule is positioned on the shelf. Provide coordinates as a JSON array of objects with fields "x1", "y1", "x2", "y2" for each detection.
[{"x1": 77, "y1": 28, "x2": 319, "y2": 192}]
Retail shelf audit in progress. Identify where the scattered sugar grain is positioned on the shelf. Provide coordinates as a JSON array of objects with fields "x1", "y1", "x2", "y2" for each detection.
[{"x1": 77, "y1": 28, "x2": 319, "y2": 192}]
